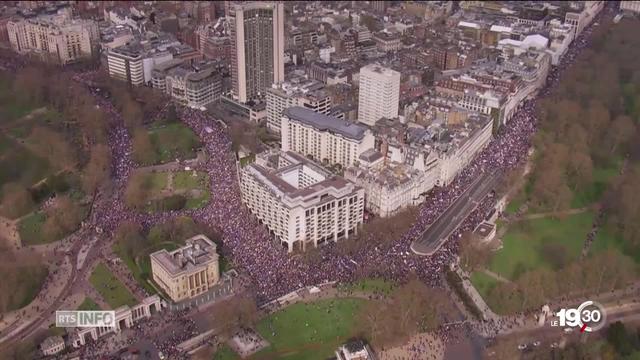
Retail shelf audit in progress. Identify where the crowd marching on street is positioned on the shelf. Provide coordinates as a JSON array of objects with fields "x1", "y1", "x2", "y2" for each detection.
[{"x1": 0, "y1": 3, "x2": 609, "y2": 358}]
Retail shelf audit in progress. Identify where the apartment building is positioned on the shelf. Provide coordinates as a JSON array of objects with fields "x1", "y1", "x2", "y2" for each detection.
[
  {"x1": 150, "y1": 235, "x2": 220, "y2": 302},
  {"x1": 345, "y1": 114, "x2": 492, "y2": 217},
  {"x1": 7, "y1": 9, "x2": 98, "y2": 64},
  {"x1": 239, "y1": 150, "x2": 365, "y2": 252},
  {"x1": 266, "y1": 79, "x2": 331, "y2": 133},
  {"x1": 229, "y1": 1, "x2": 284, "y2": 103},
  {"x1": 357, "y1": 64, "x2": 400, "y2": 126},
  {"x1": 281, "y1": 106, "x2": 375, "y2": 168}
]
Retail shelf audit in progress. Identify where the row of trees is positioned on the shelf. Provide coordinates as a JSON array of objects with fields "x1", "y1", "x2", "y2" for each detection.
[
  {"x1": 355, "y1": 277, "x2": 455, "y2": 349},
  {"x1": 527, "y1": 18, "x2": 640, "y2": 212},
  {"x1": 115, "y1": 216, "x2": 222, "y2": 262},
  {"x1": 486, "y1": 249, "x2": 635, "y2": 314}
]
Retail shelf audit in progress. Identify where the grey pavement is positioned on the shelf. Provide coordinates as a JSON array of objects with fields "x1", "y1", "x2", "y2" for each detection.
[{"x1": 411, "y1": 171, "x2": 500, "y2": 255}]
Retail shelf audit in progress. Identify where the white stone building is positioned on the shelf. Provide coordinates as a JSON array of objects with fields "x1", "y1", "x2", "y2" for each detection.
[
  {"x1": 71, "y1": 295, "x2": 163, "y2": 347},
  {"x1": 281, "y1": 106, "x2": 375, "y2": 168},
  {"x1": 357, "y1": 63, "x2": 401, "y2": 126},
  {"x1": 621, "y1": 1, "x2": 640, "y2": 13},
  {"x1": 346, "y1": 114, "x2": 493, "y2": 217},
  {"x1": 7, "y1": 9, "x2": 98, "y2": 65},
  {"x1": 239, "y1": 150, "x2": 365, "y2": 252},
  {"x1": 41, "y1": 336, "x2": 65, "y2": 356},
  {"x1": 150, "y1": 235, "x2": 220, "y2": 302}
]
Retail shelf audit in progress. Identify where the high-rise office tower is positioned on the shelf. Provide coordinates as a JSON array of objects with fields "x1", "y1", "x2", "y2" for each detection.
[
  {"x1": 357, "y1": 64, "x2": 400, "y2": 126},
  {"x1": 229, "y1": 1, "x2": 284, "y2": 103}
]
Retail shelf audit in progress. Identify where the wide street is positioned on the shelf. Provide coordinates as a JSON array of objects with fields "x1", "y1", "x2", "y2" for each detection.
[{"x1": 411, "y1": 171, "x2": 500, "y2": 256}]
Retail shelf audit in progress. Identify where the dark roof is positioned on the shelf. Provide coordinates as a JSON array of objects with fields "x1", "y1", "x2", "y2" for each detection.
[
  {"x1": 284, "y1": 106, "x2": 367, "y2": 140},
  {"x1": 344, "y1": 339, "x2": 366, "y2": 352}
]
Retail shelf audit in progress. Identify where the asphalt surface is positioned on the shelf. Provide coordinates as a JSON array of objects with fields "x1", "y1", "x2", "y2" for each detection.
[{"x1": 411, "y1": 171, "x2": 500, "y2": 256}]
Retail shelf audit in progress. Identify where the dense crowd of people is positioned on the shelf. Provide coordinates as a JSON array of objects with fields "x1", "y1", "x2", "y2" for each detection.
[{"x1": 0, "y1": 3, "x2": 609, "y2": 358}]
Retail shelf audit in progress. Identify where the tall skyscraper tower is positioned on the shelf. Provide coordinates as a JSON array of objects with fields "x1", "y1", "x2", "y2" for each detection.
[
  {"x1": 229, "y1": 1, "x2": 284, "y2": 103},
  {"x1": 357, "y1": 64, "x2": 400, "y2": 126}
]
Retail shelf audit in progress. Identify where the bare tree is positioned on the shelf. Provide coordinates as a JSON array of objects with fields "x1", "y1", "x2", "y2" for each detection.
[
  {"x1": 0, "y1": 183, "x2": 34, "y2": 219},
  {"x1": 82, "y1": 144, "x2": 111, "y2": 195}
]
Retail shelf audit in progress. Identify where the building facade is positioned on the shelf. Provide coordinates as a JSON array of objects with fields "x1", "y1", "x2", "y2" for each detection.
[
  {"x1": 107, "y1": 44, "x2": 145, "y2": 85},
  {"x1": 281, "y1": 106, "x2": 375, "y2": 168},
  {"x1": 357, "y1": 64, "x2": 400, "y2": 126},
  {"x1": 41, "y1": 336, "x2": 65, "y2": 356},
  {"x1": 239, "y1": 150, "x2": 365, "y2": 252},
  {"x1": 7, "y1": 10, "x2": 98, "y2": 64},
  {"x1": 153, "y1": 60, "x2": 222, "y2": 108},
  {"x1": 229, "y1": 1, "x2": 284, "y2": 103},
  {"x1": 266, "y1": 80, "x2": 331, "y2": 133},
  {"x1": 150, "y1": 235, "x2": 220, "y2": 302},
  {"x1": 621, "y1": 1, "x2": 640, "y2": 13}
]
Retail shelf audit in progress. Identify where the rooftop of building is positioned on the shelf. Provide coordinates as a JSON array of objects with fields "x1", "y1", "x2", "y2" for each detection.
[
  {"x1": 41, "y1": 335, "x2": 64, "y2": 349},
  {"x1": 474, "y1": 222, "x2": 495, "y2": 237},
  {"x1": 284, "y1": 106, "x2": 368, "y2": 141},
  {"x1": 270, "y1": 76, "x2": 327, "y2": 99},
  {"x1": 150, "y1": 234, "x2": 218, "y2": 276},
  {"x1": 360, "y1": 62, "x2": 401, "y2": 78},
  {"x1": 245, "y1": 150, "x2": 357, "y2": 203}
]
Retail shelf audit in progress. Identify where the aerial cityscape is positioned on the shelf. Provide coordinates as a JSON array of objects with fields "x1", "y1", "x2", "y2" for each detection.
[{"x1": 0, "y1": 1, "x2": 639, "y2": 359}]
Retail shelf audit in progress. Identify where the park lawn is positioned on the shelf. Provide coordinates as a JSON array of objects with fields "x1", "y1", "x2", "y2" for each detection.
[
  {"x1": 89, "y1": 263, "x2": 137, "y2": 309},
  {"x1": 0, "y1": 264, "x2": 48, "y2": 312},
  {"x1": 186, "y1": 188, "x2": 210, "y2": 209},
  {"x1": 213, "y1": 345, "x2": 239, "y2": 360},
  {"x1": 470, "y1": 271, "x2": 499, "y2": 301},
  {"x1": 488, "y1": 211, "x2": 594, "y2": 280},
  {"x1": 340, "y1": 278, "x2": 394, "y2": 295},
  {"x1": 140, "y1": 171, "x2": 210, "y2": 210},
  {"x1": 18, "y1": 205, "x2": 88, "y2": 245},
  {"x1": 0, "y1": 134, "x2": 53, "y2": 192},
  {"x1": 77, "y1": 297, "x2": 101, "y2": 311},
  {"x1": 505, "y1": 194, "x2": 525, "y2": 215},
  {"x1": 173, "y1": 171, "x2": 206, "y2": 190},
  {"x1": 147, "y1": 172, "x2": 169, "y2": 193},
  {"x1": 149, "y1": 123, "x2": 200, "y2": 164},
  {"x1": 18, "y1": 212, "x2": 47, "y2": 245},
  {"x1": 0, "y1": 100, "x2": 35, "y2": 123},
  {"x1": 254, "y1": 298, "x2": 365, "y2": 360}
]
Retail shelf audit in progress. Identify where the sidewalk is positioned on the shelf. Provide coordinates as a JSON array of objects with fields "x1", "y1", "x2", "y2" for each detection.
[{"x1": 453, "y1": 265, "x2": 498, "y2": 322}]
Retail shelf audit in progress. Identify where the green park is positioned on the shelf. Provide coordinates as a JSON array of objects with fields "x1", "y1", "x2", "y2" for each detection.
[
  {"x1": 89, "y1": 262, "x2": 137, "y2": 309},
  {"x1": 214, "y1": 298, "x2": 366, "y2": 360},
  {"x1": 124, "y1": 170, "x2": 210, "y2": 212}
]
